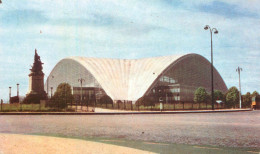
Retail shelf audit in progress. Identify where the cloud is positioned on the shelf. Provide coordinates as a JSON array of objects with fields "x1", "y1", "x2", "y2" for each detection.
[
  {"x1": 49, "y1": 13, "x2": 117, "y2": 27},
  {"x1": 0, "y1": 9, "x2": 48, "y2": 26},
  {"x1": 198, "y1": 1, "x2": 259, "y2": 18}
]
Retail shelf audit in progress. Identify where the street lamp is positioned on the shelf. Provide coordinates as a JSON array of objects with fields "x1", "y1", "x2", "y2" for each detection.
[
  {"x1": 78, "y1": 78, "x2": 85, "y2": 111},
  {"x1": 17, "y1": 83, "x2": 19, "y2": 103},
  {"x1": 17, "y1": 83, "x2": 22, "y2": 110},
  {"x1": 204, "y1": 25, "x2": 218, "y2": 110},
  {"x1": 50, "y1": 87, "x2": 53, "y2": 98},
  {"x1": 47, "y1": 75, "x2": 54, "y2": 98},
  {"x1": 236, "y1": 67, "x2": 242, "y2": 108},
  {"x1": 9, "y1": 87, "x2": 12, "y2": 104}
]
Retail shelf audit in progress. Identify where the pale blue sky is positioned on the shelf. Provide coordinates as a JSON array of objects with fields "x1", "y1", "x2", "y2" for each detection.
[{"x1": 0, "y1": 0, "x2": 259, "y2": 101}]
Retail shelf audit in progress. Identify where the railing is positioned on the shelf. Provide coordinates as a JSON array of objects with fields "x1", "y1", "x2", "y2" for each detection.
[{"x1": 0, "y1": 102, "x2": 232, "y2": 112}]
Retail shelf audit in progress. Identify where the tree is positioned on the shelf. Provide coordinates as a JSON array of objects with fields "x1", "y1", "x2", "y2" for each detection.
[
  {"x1": 194, "y1": 87, "x2": 208, "y2": 109},
  {"x1": 23, "y1": 93, "x2": 46, "y2": 104},
  {"x1": 136, "y1": 97, "x2": 144, "y2": 106},
  {"x1": 214, "y1": 90, "x2": 224, "y2": 102},
  {"x1": 49, "y1": 83, "x2": 73, "y2": 109},
  {"x1": 225, "y1": 86, "x2": 239, "y2": 108},
  {"x1": 213, "y1": 90, "x2": 224, "y2": 108},
  {"x1": 251, "y1": 91, "x2": 259, "y2": 97},
  {"x1": 242, "y1": 92, "x2": 251, "y2": 108},
  {"x1": 100, "y1": 95, "x2": 113, "y2": 108},
  {"x1": 137, "y1": 95, "x2": 155, "y2": 108}
]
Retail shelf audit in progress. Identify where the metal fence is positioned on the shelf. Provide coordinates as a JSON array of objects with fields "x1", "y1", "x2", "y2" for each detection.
[{"x1": 0, "y1": 101, "x2": 226, "y2": 112}]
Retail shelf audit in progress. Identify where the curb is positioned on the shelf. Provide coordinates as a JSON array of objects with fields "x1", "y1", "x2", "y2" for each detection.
[{"x1": 0, "y1": 109, "x2": 252, "y2": 115}]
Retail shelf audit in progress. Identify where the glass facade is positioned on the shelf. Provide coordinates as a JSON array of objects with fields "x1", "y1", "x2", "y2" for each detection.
[
  {"x1": 144, "y1": 54, "x2": 227, "y2": 103},
  {"x1": 72, "y1": 87, "x2": 106, "y2": 105}
]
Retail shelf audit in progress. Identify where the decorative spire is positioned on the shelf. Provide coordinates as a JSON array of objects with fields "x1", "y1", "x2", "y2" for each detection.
[
  {"x1": 30, "y1": 49, "x2": 44, "y2": 73},
  {"x1": 34, "y1": 49, "x2": 38, "y2": 62}
]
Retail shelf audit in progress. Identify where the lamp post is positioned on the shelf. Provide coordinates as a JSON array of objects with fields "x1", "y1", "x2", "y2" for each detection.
[
  {"x1": 47, "y1": 75, "x2": 54, "y2": 98},
  {"x1": 17, "y1": 83, "x2": 19, "y2": 102},
  {"x1": 78, "y1": 78, "x2": 85, "y2": 111},
  {"x1": 50, "y1": 87, "x2": 53, "y2": 98},
  {"x1": 1, "y1": 99, "x2": 3, "y2": 111},
  {"x1": 17, "y1": 83, "x2": 22, "y2": 110},
  {"x1": 9, "y1": 87, "x2": 11, "y2": 104},
  {"x1": 236, "y1": 67, "x2": 242, "y2": 108},
  {"x1": 204, "y1": 25, "x2": 218, "y2": 110}
]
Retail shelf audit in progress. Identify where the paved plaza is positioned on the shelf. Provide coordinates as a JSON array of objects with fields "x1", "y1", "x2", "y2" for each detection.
[
  {"x1": 0, "y1": 111, "x2": 259, "y2": 148},
  {"x1": 0, "y1": 133, "x2": 153, "y2": 154}
]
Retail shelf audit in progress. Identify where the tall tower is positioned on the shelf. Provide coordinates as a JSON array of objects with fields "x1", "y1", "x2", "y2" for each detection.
[{"x1": 24, "y1": 49, "x2": 47, "y2": 103}]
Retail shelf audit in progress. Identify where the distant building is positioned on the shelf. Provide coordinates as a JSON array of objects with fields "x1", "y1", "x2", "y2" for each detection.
[{"x1": 45, "y1": 53, "x2": 228, "y2": 104}]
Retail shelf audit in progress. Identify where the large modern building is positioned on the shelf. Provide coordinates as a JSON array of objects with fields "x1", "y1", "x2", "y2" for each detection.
[{"x1": 44, "y1": 53, "x2": 227, "y2": 104}]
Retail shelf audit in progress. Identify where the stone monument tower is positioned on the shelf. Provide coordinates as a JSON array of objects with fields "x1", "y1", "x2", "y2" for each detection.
[{"x1": 24, "y1": 49, "x2": 47, "y2": 103}]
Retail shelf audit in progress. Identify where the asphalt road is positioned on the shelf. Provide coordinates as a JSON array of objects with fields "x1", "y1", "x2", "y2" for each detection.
[{"x1": 0, "y1": 110, "x2": 259, "y2": 148}]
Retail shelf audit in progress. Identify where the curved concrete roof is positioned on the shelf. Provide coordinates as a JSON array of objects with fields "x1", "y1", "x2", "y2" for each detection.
[{"x1": 46, "y1": 53, "x2": 227, "y2": 101}]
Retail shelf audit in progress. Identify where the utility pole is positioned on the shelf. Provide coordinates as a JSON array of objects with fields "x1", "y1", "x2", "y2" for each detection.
[{"x1": 236, "y1": 67, "x2": 242, "y2": 108}]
